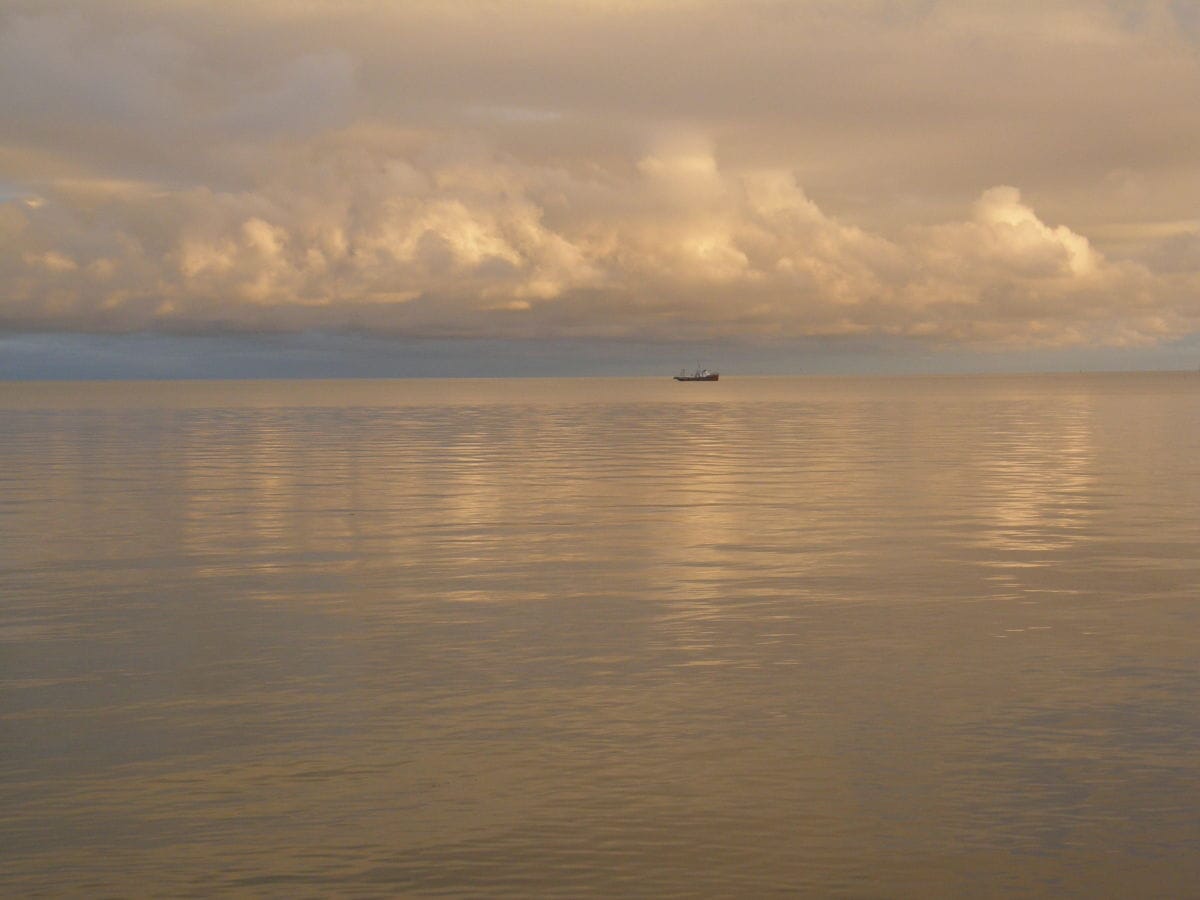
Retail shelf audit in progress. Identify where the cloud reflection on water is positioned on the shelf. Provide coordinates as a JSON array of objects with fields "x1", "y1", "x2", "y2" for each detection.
[{"x1": 2, "y1": 374, "x2": 1200, "y2": 895}]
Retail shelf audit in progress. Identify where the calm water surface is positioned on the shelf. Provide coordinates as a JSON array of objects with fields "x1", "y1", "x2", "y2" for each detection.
[{"x1": 2, "y1": 374, "x2": 1199, "y2": 897}]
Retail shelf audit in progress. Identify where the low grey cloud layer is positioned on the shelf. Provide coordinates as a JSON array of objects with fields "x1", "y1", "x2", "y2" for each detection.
[{"x1": 2, "y1": 0, "x2": 1199, "y2": 352}]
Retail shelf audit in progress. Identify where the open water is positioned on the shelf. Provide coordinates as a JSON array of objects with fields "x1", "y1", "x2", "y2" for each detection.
[{"x1": 2, "y1": 374, "x2": 1199, "y2": 897}]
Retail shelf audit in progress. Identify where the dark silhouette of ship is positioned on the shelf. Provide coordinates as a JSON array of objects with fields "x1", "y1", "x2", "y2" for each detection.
[{"x1": 674, "y1": 367, "x2": 719, "y2": 381}]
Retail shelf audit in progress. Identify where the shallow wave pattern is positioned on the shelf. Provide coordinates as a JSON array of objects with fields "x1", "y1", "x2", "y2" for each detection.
[{"x1": 2, "y1": 374, "x2": 1199, "y2": 896}]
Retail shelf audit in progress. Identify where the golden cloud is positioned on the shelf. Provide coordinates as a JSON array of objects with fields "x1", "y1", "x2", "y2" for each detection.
[{"x1": 0, "y1": 1, "x2": 1198, "y2": 347}]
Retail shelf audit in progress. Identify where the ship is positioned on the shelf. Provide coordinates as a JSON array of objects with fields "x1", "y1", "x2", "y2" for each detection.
[{"x1": 674, "y1": 367, "x2": 719, "y2": 381}]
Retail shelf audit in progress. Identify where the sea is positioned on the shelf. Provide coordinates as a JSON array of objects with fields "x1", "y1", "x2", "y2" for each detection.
[{"x1": 2, "y1": 373, "x2": 1199, "y2": 897}]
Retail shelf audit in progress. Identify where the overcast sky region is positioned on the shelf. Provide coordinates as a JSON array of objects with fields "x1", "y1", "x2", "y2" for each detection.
[{"x1": 2, "y1": 0, "x2": 1199, "y2": 377}]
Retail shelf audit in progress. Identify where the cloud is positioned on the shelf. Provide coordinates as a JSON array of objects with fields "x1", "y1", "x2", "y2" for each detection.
[
  {"x1": 0, "y1": 1, "x2": 1198, "y2": 349},
  {"x1": 3, "y1": 139, "x2": 1195, "y2": 347},
  {"x1": 217, "y1": 52, "x2": 358, "y2": 138},
  {"x1": 0, "y1": 11, "x2": 185, "y2": 129}
]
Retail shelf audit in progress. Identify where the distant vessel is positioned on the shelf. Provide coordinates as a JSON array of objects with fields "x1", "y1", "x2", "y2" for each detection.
[{"x1": 674, "y1": 367, "x2": 719, "y2": 381}]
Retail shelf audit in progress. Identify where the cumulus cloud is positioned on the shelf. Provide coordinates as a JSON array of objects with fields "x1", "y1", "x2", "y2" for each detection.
[
  {"x1": 3, "y1": 141, "x2": 1194, "y2": 346},
  {"x1": 0, "y1": 0, "x2": 1198, "y2": 349}
]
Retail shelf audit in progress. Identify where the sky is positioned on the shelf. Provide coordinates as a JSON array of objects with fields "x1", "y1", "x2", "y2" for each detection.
[{"x1": 2, "y1": 0, "x2": 1199, "y2": 377}]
